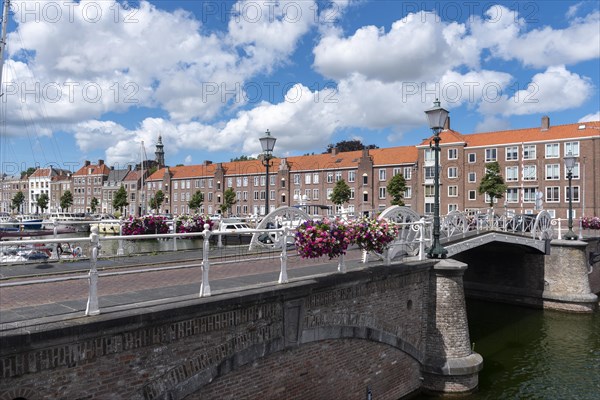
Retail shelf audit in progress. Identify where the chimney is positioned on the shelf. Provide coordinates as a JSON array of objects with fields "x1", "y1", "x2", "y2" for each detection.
[
  {"x1": 331, "y1": 147, "x2": 338, "y2": 156},
  {"x1": 444, "y1": 116, "x2": 450, "y2": 131},
  {"x1": 84, "y1": 160, "x2": 91, "y2": 166},
  {"x1": 541, "y1": 116, "x2": 550, "y2": 131},
  {"x1": 203, "y1": 160, "x2": 212, "y2": 166},
  {"x1": 98, "y1": 159, "x2": 104, "y2": 166},
  {"x1": 128, "y1": 165, "x2": 132, "y2": 171}
]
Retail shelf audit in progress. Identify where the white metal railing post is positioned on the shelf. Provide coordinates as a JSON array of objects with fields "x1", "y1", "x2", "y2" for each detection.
[
  {"x1": 362, "y1": 249, "x2": 369, "y2": 263},
  {"x1": 85, "y1": 226, "x2": 100, "y2": 316},
  {"x1": 200, "y1": 223, "x2": 211, "y2": 297},
  {"x1": 171, "y1": 221, "x2": 178, "y2": 251},
  {"x1": 217, "y1": 231, "x2": 223, "y2": 248},
  {"x1": 417, "y1": 219, "x2": 426, "y2": 261},
  {"x1": 278, "y1": 228, "x2": 288, "y2": 283},
  {"x1": 117, "y1": 218, "x2": 125, "y2": 256},
  {"x1": 50, "y1": 219, "x2": 59, "y2": 260},
  {"x1": 578, "y1": 218, "x2": 583, "y2": 240},
  {"x1": 337, "y1": 252, "x2": 346, "y2": 273},
  {"x1": 557, "y1": 218, "x2": 562, "y2": 240}
]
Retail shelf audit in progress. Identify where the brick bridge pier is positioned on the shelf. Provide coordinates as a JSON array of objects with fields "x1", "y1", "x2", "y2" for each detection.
[{"x1": 0, "y1": 260, "x2": 482, "y2": 400}]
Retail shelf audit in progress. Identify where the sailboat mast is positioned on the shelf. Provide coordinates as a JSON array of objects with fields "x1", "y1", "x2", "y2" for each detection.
[{"x1": 0, "y1": 0, "x2": 10, "y2": 91}]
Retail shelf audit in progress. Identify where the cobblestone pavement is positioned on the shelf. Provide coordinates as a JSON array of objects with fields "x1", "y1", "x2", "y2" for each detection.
[{"x1": 0, "y1": 247, "x2": 368, "y2": 328}]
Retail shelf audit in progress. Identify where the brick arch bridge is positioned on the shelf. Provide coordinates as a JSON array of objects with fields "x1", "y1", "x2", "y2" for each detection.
[{"x1": 0, "y1": 261, "x2": 482, "y2": 400}]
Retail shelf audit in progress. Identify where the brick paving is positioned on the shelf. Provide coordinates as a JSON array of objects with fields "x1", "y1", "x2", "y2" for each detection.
[{"x1": 0, "y1": 247, "x2": 367, "y2": 327}]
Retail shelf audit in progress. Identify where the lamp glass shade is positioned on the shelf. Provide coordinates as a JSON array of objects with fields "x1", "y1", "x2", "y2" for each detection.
[
  {"x1": 564, "y1": 152, "x2": 576, "y2": 171},
  {"x1": 425, "y1": 100, "x2": 449, "y2": 131},
  {"x1": 259, "y1": 129, "x2": 276, "y2": 153}
]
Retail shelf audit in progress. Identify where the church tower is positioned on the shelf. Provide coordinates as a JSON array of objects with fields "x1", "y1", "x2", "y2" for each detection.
[{"x1": 155, "y1": 135, "x2": 165, "y2": 168}]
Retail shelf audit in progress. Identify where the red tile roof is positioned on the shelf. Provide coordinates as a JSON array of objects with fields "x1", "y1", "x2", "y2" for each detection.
[{"x1": 73, "y1": 163, "x2": 111, "y2": 176}]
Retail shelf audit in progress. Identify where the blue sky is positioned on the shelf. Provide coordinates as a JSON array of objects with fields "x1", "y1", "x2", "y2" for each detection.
[{"x1": 0, "y1": 0, "x2": 598, "y2": 174}]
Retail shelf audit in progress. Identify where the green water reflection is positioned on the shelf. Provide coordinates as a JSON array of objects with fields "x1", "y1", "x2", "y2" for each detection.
[{"x1": 419, "y1": 300, "x2": 600, "y2": 399}]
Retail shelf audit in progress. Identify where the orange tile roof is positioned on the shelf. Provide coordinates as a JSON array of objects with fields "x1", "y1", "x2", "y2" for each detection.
[
  {"x1": 73, "y1": 163, "x2": 111, "y2": 176},
  {"x1": 29, "y1": 168, "x2": 52, "y2": 178},
  {"x1": 419, "y1": 121, "x2": 600, "y2": 147}
]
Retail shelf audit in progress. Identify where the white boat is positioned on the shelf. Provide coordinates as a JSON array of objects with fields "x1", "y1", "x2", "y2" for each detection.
[
  {"x1": 217, "y1": 218, "x2": 253, "y2": 244},
  {"x1": 0, "y1": 244, "x2": 51, "y2": 263},
  {"x1": 15, "y1": 214, "x2": 44, "y2": 230},
  {"x1": 44, "y1": 212, "x2": 91, "y2": 232},
  {"x1": 90, "y1": 214, "x2": 121, "y2": 234},
  {"x1": 0, "y1": 213, "x2": 19, "y2": 232}
]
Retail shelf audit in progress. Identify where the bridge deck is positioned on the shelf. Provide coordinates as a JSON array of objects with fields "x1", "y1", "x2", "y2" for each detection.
[{"x1": 0, "y1": 248, "x2": 369, "y2": 332}]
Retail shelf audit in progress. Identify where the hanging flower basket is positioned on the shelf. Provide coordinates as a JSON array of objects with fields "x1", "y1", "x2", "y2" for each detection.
[
  {"x1": 350, "y1": 217, "x2": 398, "y2": 254},
  {"x1": 122, "y1": 215, "x2": 170, "y2": 235},
  {"x1": 580, "y1": 216, "x2": 600, "y2": 230}
]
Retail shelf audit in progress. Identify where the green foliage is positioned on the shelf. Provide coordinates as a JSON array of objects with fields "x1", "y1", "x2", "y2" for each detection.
[
  {"x1": 324, "y1": 140, "x2": 379, "y2": 154},
  {"x1": 21, "y1": 167, "x2": 37, "y2": 178},
  {"x1": 60, "y1": 190, "x2": 73, "y2": 211},
  {"x1": 188, "y1": 190, "x2": 204, "y2": 212},
  {"x1": 37, "y1": 193, "x2": 49, "y2": 213},
  {"x1": 387, "y1": 173, "x2": 407, "y2": 206},
  {"x1": 220, "y1": 188, "x2": 236, "y2": 215},
  {"x1": 11, "y1": 191, "x2": 25, "y2": 212},
  {"x1": 113, "y1": 185, "x2": 129, "y2": 212},
  {"x1": 230, "y1": 155, "x2": 256, "y2": 162},
  {"x1": 90, "y1": 197, "x2": 99, "y2": 213},
  {"x1": 478, "y1": 161, "x2": 508, "y2": 207},
  {"x1": 330, "y1": 179, "x2": 351, "y2": 206},
  {"x1": 149, "y1": 190, "x2": 165, "y2": 211}
]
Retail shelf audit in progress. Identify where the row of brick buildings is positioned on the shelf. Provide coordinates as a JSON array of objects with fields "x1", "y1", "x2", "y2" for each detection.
[{"x1": 2, "y1": 117, "x2": 599, "y2": 220}]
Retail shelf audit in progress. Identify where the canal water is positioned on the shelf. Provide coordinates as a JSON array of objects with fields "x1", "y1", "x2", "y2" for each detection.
[{"x1": 417, "y1": 299, "x2": 600, "y2": 399}]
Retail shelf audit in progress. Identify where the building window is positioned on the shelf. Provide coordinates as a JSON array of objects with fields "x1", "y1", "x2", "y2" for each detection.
[
  {"x1": 313, "y1": 189, "x2": 319, "y2": 200},
  {"x1": 523, "y1": 145, "x2": 536, "y2": 160},
  {"x1": 393, "y1": 167, "x2": 401, "y2": 176},
  {"x1": 523, "y1": 165, "x2": 537, "y2": 180},
  {"x1": 546, "y1": 186, "x2": 560, "y2": 202},
  {"x1": 448, "y1": 204, "x2": 458, "y2": 212},
  {"x1": 424, "y1": 185, "x2": 434, "y2": 197},
  {"x1": 313, "y1": 173, "x2": 319, "y2": 184},
  {"x1": 506, "y1": 166, "x2": 518, "y2": 182},
  {"x1": 243, "y1": 177, "x2": 248, "y2": 187},
  {"x1": 227, "y1": 178, "x2": 233, "y2": 188},
  {"x1": 545, "y1": 143, "x2": 559, "y2": 158},
  {"x1": 404, "y1": 187, "x2": 412, "y2": 199},
  {"x1": 281, "y1": 179, "x2": 286, "y2": 188},
  {"x1": 545, "y1": 164, "x2": 560, "y2": 180},
  {"x1": 378, "y1": 187, "x2": 386, "y2": 199},
  {"x1": 348, "y1": 171, "x2": 355, "y2": 182},
  {"x1": 349, "y1": 188, "x2": 355, "y2": 199},
  {"x1": 468, "y1": 153, "x2": 476, "y2": 163},
  {"x1": 362, "y1": 174, "x2": 368, "y2": 185},
  {"x1": 564, "y1": 141, "x2": 580, "y2": 156},
  {"x1": 447, "y1": 167, "x2": 458, "y2": 179},
  {"x1": 326, "y1": 188, "x2": 333, "y2": 199},
  {"x1": 425, "y1": 167, "x2": 436, "y2": 179},
  {"x1": 468, "y1": 172, "x2": 476, "y2": 183},
  {"x1": 253, "y1": 191, "x2": 259, "y2": 200},
  {"x1": 506, "y1": 188, "x2": 518, "y2": 203},
  {"x1": 363, "y1": 192, "x2": 368, "y2": 202},
  {"x1": 304, "y1": 174, "x2": 311, "y2": 185},
  {"x1": 294, "y1": 174, "x2": 301, "y2": 185},
  {"x1": 403, "y1": 167, "x2": 412, "y2": 180},
  {"x1": 448, "y1": 148, "x2": 458, "y2": 160},
  {"x1": 523, "y1": 187, "x2": 536, "y2": 202},
  {"x1": 327, "y1": 172, "x2": 333, "y2": 183},
  {"x1": 468, "y1": 190, "x2": 476, "y2": 200},
  {"x1": 255, "y1": 176, "x2": 260, "y2": 186},
  {"x1": 506, "y1": 146, "x2": 518, "y2": 161},
  {"x1": 566, "y1": 186, "x2": 580, "y2": 202},
  {"x1": 378, "y1": 169, "x2": 386, "y2": 181},
  {"x1": 485, "y1": 148, "x2": 497, "y2": 162},
  {"x1": 448, "y1": 185, "x2": 458, "y2": 197},
  {"x1": 565, "y1": 163, "x2": 580, "y2": 179},
  {"x1": 424, "y1": 149, "x2": 435, "y2": 162}
]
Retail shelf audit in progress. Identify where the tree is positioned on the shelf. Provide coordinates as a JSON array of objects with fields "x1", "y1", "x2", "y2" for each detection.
[
  {"x1": 60, "y1": 190, "x2": 73, "y2": 211},
  {"x1": 230, "y1": 155, "x2": 256, "y2": 162},
  {"x1": 478, "y1": 162, "x2": 507, "y2": 207},
  {"x1": 37, "y1": 193, "x2": 49, "y2": 213},
  {"x1": 188, "y1": 190, "x2": 204, "y2": 213},
  {"x1": 21, "y1": 167, "x2": 37, "y2": 178},
  {"x1": 90, "y1": 197, "x2": 99, "y2": 213},
  {"x1": 324, "y1": 140, "x2": 379, "y2": 154},
  {"x1": 220, "y1": 188, "x2": 236, "y2": 215},
  {"x1": 149, "y1": 190, "x2": 165, "y2": 212},
  {"x1": 11, "y1": 191, "x2": 25, "y2": 213},
  {"x1": 387, "y1": 173, "x2": 407, "y2": 206},
  {"x1": 113, "y1": 185, "x2": 129, "y2": 214},
  {"x1": 330, "y1": 179, "x2": 351, "y2": 208}
]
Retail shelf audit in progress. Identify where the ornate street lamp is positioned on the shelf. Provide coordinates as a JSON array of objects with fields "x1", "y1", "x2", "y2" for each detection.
[
  {"x1": 259, "y1": 129, "x2": 276, "y2": 216},
  {"x1": 564, "y1": 151, "x2": 577, "y2": 240},
  {"x1": 424, "y1": 99, "x2": 449, "y2": 258}
]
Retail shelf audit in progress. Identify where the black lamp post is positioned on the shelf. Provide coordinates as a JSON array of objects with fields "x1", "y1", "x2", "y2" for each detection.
[
  {"x1": 259, "y1": 129, "x2": 276, "y2": 216},
  {"x1": 564, "y1": 151, "x2": 577, "y2": 240},
  {"x1": 424, "y1": 99, "x2": 449, "y2": 258}
]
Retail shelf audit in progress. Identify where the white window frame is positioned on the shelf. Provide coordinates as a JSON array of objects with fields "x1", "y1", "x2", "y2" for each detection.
[
  {"x1": 505, "y1": 166, "x2": 518, "y2": 182},
  {"x1": 448, "y1": 185, "x2": 458, "y2": 197},
  {"x1": 448, "y1": 148, "x2": 458, "y2": 160},
  {"x1": 545, "y1": 143, "x2": 559, "y2": 159},
  {"x1": 523, "y1": 145, "x2": 536, "y2": 160},
  {"x1": 485, "y1": 148, "x2": 497, "y2": 162},
  {"x1": 564, "y1": 141, "x2": 580, "y2": 157},
  {"x1": 505, "y1": 146, "x2": 518, "y2": 161}
]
